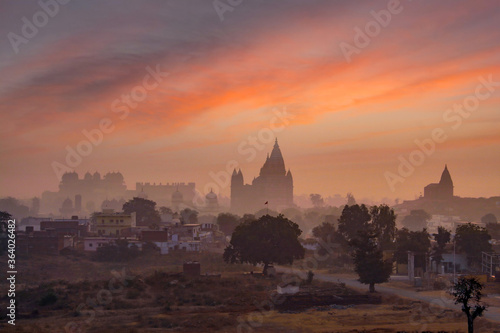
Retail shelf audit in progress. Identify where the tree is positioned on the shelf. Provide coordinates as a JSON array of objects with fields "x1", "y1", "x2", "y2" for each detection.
[
  {"x1": 309, "y1": 193, "x2": 324, "y2": 207},
  {"x1": 401, "y1": 209, "x2": 431, "y2": 231},
  {"x1": 338, "y1": 204, "x2": 370, "y2": 245},
  {"x1": 486, "y1": 222, "x2": 500, "y2": 240},
  {"x1": 122, "y1": 197, "x2": 161, "y2": 227},
  {"x1": 451, "y1": 277, "x2": 487, "y2": 333},
  {"x1": 370, "y1": 204, "x2": 396, "y2": 250},
  {"x1": 223, "y1": 214, "x2": 305, "y2": 274},
  {"x1": 346, "y1": 193, "x2": 356, "y2": 206},
  {"x1": 0, "y1": 197, "x2": 29, "y2": 220},
  {"x1": 180, "y1": 208, "x2": 198, "y2": 224},
  {"x1": 481, "y1": 213, "x2": 497, "y2": 225},
  {"x1": 159, "y1": 206, "x2": 173, "y2": 215},
  {"x1": 312, "y1": 221, "x2": 336, "y2": 244},
  {"x1": 394, "y1": 228, "x2": 431, "y2": 264},
  {"x1": 431, "y1": 226, "x2": 451, "y2": 268},
  {"x1": 455, "y1": 223, "x2": 492, "y2": 266},
  {"x1": 216, "y1": 213, "x2": 240, "y2": 236},
  {"x1": 350, "y1": 230, "x2": 392, "y2": 292}
]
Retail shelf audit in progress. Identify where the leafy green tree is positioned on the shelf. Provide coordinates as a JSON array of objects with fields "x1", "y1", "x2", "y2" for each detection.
[
  {"x1": 394, "y1": 228, "x2": 431, "y2": 264},
  {"x1": 401, "y1": 209, "x2": 431, "y2": 231},
  {"x1": 452, "y1": 277, "x2": 487, "y2": 333},
  {"x1": 350, "y1": 230, "x2": 392, "y2": 292},
  {"x1": 455, "y1": 223, "x2": 492, "y2": 266},
  {"x1": 223, "y1": 214, "x2": 305, "y2": 274},
  {"x1": 122, "y1": 197, "x2": 161, "y2": 227},
  {"x1": 216, "y1": 212, "x2": 240, "y2": 236},
  {"x1": 370, "y1": 204, "x2": 396, "y2": 250},
  {"x1": 431, "y1": 226, "x2": 451, "y2": 268},
  {"x1": 338, "y1": 204, "x2": 370, "y2": 245}
]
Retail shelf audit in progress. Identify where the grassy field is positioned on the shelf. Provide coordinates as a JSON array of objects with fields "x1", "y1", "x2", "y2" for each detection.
[{"x1": 1, "y1": 251, "x2": 499, "y2": 332}]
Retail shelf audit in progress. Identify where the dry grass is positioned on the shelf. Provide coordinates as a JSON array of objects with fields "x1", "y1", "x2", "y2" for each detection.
[{"x1": 2, "y1": 253, "x2": 500, "y2": 332}]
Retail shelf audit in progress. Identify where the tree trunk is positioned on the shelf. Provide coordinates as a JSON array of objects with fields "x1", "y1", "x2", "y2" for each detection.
[
  {"x1": 369, "y1": 282, "x2": 375, "y2": 293},
  {"x1": 467, "y1": 316, "x2": 474, "y2": 333}
]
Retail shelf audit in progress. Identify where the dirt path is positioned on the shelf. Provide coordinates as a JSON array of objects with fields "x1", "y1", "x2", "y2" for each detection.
[{"x1": 276, "y1": 266, "x2": 500, "y2": 323}]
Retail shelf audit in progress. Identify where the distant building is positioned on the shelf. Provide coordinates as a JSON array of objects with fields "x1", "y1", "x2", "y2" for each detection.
[
  {"x1": 92, "y1": 209, "x2": 136, "y2": 237},
  {"x1": 41, "y1": 171, "x2": 196, "y2": 216},
  {"x1": 135, "y1": 182, "x2": 196, "y2": 208},
  {"x1": 40, "y1": 219, "x2": 87, "y2": 237},
  {"x1": 427, "y1": 215, "x2": 464, "y2": 234},
  {"x1": 17, "y1": 231, "x2": 74, "y2": 255},
  {"x1": 424, "y1": 165, "x2": 454, "y2": 200},
  {"x1": 231, "y1": 139, "x2": 293, "y2": 213},
  {"x1": 83, "y1": 237, "x2": 114, "y2": 252}
]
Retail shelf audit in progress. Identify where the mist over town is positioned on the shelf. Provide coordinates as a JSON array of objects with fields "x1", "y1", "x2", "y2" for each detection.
[{"x1": 1, "y1": 1, "x2": 499, "y2": 332}]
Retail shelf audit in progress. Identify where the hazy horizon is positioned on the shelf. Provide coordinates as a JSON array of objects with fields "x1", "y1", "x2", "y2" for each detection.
[{"x1": 1, "y1": 0, "x2": 499, "y2": 202}]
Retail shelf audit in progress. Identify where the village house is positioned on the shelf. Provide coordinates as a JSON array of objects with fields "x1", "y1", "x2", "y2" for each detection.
[{"x1": 92, "y1": 209, "x2": 136, "y2": 237}]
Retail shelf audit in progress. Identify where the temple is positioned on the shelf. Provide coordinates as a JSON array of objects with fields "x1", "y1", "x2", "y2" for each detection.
[
  {"x1": 424, "y1": 165, "x2": 454, "y2": 200},
  {"x1": 231, "y1": 139, "x2": 293, "y2": 213}
]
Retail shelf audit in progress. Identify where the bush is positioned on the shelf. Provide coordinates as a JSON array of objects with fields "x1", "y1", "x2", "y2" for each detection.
[{"x1": 39, "y1": 292, "x2": 58, "y2": 306}]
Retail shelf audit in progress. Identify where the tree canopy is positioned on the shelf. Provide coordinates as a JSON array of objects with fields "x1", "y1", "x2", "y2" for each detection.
[
  {"x1": 394, "y1": 228, "x2": 431, "y2": 264},
  {"x1": 309, "y1": 193, "x2": 324, "y2": 207},
  {"x1": 350, "y1": 230, "x2": 392, "y2": 292},
  {"x1": 481, "y1": 213, "x2": 497, "y2": 225},
  {"x1": 431, "y1": 226, "x2": 451, "y2": 266},
  {"x1": 455, "y1": 223, "x2": 492, "y2": 265},
  {"x1": 122, "y1": 197, "x2": 161, "y2": 227},
  {"x1": 370, "y1": 204, "x2": 396, "y2": 250},
  {"x1": 337, "y1": 204, "x2": 370, "y2": 245},
  {"x1": 223, "y1": 214, "x2": 305, "y2": 273},
  {"x1": 452, "y1": 277, "x2": 487, "y2": 333},
  {"x1": 312, "y1": 221, "x2": 336, "y2": 244},
  {"x1": 180, "y1": 208, "x2": 198, "y2": 224},
  {"x1": 337, "y1": 204, "x2": 396, "y2": 251},
  {"x1": 401, "y1": 209, "x2": 431, "y2": 231},
  {"x1": 216, "y1": 212, "x2": 241, "y2": 236}
]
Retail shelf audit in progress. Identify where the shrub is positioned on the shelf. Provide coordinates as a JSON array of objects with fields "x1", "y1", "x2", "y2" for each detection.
[{"x1": 39, "y1": 292, "x2": 58, "y2": 306}]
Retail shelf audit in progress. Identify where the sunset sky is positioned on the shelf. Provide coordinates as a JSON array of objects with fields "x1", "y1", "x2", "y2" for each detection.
[{"x1": 1, "y1": 0, "x2": 499, "y2": 203}]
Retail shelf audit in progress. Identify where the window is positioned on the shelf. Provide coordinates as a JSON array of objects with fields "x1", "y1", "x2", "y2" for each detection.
[
  {"x1": 110, "y1": 219, "x2": 114, "y2": 223},
  {"x1": 89, "y1": 243, "x2": 93, "y2": 247},
  {"x1": 101, "y1": 219, "x2": 105, "y2": 224}
]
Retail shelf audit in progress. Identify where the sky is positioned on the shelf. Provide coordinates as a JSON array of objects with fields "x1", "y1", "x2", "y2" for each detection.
[{"x1": 0, "y1": 0, "x2": 499, "y2": 203}]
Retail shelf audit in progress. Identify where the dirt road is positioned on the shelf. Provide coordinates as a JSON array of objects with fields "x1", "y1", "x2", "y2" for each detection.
[{"x1": 276, "y1": 266, "x2": 500, "y2": 323}]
